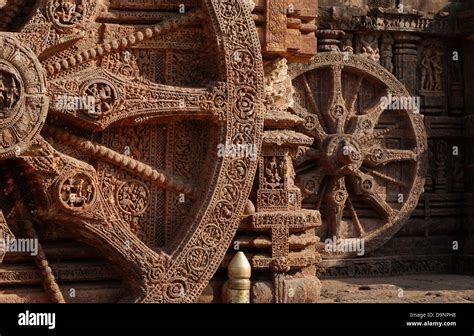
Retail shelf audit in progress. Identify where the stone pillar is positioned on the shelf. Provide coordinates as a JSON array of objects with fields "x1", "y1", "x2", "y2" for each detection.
[
  {"x1": 316, "y1": 29, "x2": 345, "y2": 52},
  {"x1": 248, "y1": 131, "x2": 322, "y2": 303},
  {"x1": 393, "y1": 33, "x2": 420, "y2": 95},
  {"x1": 220, "y1": 57, "x2": 323, "y2": 303}
]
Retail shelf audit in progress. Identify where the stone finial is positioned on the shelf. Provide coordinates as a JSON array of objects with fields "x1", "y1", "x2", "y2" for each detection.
[{"x1": 226, "y1": 251, "x2": 251, "y2": 303}]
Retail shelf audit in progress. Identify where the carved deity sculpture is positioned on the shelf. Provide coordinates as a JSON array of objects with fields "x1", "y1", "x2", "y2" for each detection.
[
  {"x1": 453, "y1": 147, "x2": 465, "y2": 192},
  {"x1": 432, "y1": 50, "x2": 443, "y2": 91},
  {"x1": 341, "y1": 33, "x2": 354, "y2": 53},
  {"x1": 264, "y1": 156, "x2": 284, "y2": 188},
  {"x1": 420, "y1": 41, "x2": 444, "y2": 93},
  {"x1": 380, "y1": 34, "x2": 394, "y2": 73},
  {"x1": 420, "y1": 48, "x2": 433, "y2": 91},
  {"x1": 358, "y1": 34, "x2": 380, "y2": 62},
  {"x1": 264, "y1": 58, "x2": 294, "y2": 111}
]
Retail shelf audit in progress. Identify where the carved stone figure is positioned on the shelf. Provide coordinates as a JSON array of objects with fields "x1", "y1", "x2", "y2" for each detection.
[
  {"x1": 264, "y1": 58, "x2": 294, "y2": 111},
  {"x1": 432, "y1": 50, "x2": 443, "y2": 91},
  {"x1": 59, "y1": 173, "x2": 95, "y2": 210},
  {"x1": 452, "y1": 148, "x2": 464, "y2": 192},
  {"x1": 380, "y1": 34, "x2": 394, "y2": 73},
  {"x1": 420, "y1": 48, "x2": 434, "y2": 91},
  {"x1": 419, "y1": 40, "x2": 444, "y2": 93},
  {"x1": 357, "y1": 34, "x2": 380, "y2": 62},
  {"x1": 435, "y1": 140, "x2": 447, "y2": 192},
  {"x1": 84, "y1": 82, "x2": 116, "y2": 119},
  {"x1": 341, "y1": 33, "x2": 354, "y2": 53}
]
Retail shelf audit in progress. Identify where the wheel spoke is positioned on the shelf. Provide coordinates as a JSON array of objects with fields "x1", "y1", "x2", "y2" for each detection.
[
  {"x1": 347, "y1": 197, "x2": 365, "y2": 238},
  {"x1": 365, "y1": 146, "x2": 418, "y2": 167},
  {"x1": 358, "y1": 124, "x2": 399, "y2": 144},
  {"x1": 347, "y1": 76, "x2": 364, "y2": 116},
  {"x1": 43, "y1": 126, "x2": 196, "y2": 196},
  {"x1": 300, "y1": 75, "x2": 330, "y2": 135},
  {"x1": 326, "y1": 65, "x2": 349, "y2": 134},
  {"x1": 315, "y1": 177, "x2": 329, "y2": 210},
  {"x1": 326, "y1": 176, "x2": 348, "y2": 237},
  {"x1": 44, "y1": 9, "x2": 205, "y2": 76},
  {"x1": 351, "y1": 89, "x2": 389, "y2": 138},
  {"x1": 119, "y1": 84, "x2": 226, "y2": 123},
  {"x1": 330, "y1": 65, "x2": 344, "y2": 102},
  {"x1": 291, "y1": 101, "x2": 327, "y2": 141},
  {"x1": 360, "y1": 166, "x2": 408, "y2": 188},
  {"x1": 351, "y1": 170, "x2": 397, "y2": 219},
  {"x1": 293, "y1": 146, "x2": 320, "y2": 167},
  {"x1": 296, "y1": 166, "x2": 325, "y2": 198},
  {"x1": 366, "y1": 190, "x2": 396, "y2": 219},
  {"x1": 302, "y1": 147, "x2": 321, "y2": 160},
  {"x1": 51, "y1": 83, "x2": 227, "y2": 131},
  {"x1": 301, "y1": 74, "x2": 320, "y2": 116}
]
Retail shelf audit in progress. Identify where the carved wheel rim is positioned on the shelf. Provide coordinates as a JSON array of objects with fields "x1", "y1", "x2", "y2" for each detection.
[
  {"x1": 0, "y1": 0, "x2": 264, "y2": 302},
  {"x1": 288, "y1": 53, "x2": 427, "y2": 258}
]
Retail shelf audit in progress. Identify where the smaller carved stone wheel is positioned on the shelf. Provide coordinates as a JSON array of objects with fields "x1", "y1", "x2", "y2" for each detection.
[{"x1": 289, "y1": 53, "x2": 427, "y2": 257}]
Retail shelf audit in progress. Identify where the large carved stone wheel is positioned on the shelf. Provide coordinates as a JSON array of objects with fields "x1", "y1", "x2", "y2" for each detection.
[
  {"x1": 288, "y1": 53, "x2": 427, "y2": 258},
  {"x1": 0, "y1": 0, "x2": 264, "y2": 302}
]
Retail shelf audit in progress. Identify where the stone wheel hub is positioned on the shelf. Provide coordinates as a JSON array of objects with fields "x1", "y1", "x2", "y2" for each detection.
[
  {"x1": 323, "y1": 134, "x2": 363, "y2": 175},
  {"x1": 0, "y1": 35, "x2": 48, "y2": 159}
]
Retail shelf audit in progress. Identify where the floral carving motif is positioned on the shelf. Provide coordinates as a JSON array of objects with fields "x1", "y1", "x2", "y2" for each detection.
[{"x1": 51, "y1": 0, "x2": 85, "y2": 25}]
